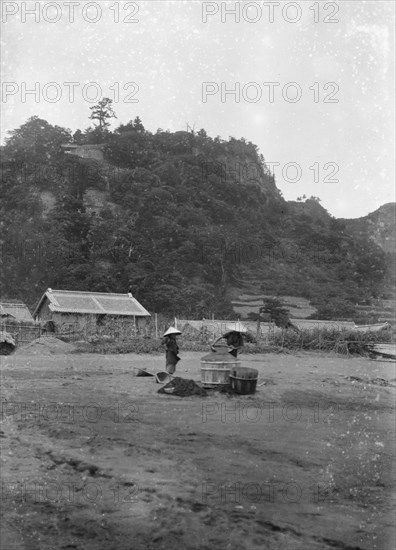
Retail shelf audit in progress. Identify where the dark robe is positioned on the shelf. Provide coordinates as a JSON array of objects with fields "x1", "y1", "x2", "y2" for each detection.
[
  {"x1": 163, "y1": 335, "x2": 180, "y2": 374},
  {"x1": 224, "y1": 331, "x2": 244, "y2": 358}
]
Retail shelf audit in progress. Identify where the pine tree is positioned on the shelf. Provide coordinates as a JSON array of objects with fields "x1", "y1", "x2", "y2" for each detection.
[{"x1": 89, "y1": 98, "x2": 117, "y2": 130}]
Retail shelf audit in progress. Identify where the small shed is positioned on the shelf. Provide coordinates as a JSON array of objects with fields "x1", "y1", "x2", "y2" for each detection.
[
  {"x1": 33, "y1": 289, "x2": 151, "y2": 333},
  {"x1": 61, "y1": 143, "x2": 104, "y2": 161},
  {"x1": 0, "y1": 302, "x2": 34, "y2": 322}
]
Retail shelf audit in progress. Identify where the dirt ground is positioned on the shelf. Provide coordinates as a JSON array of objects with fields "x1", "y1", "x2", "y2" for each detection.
[{"x1": 0, "y1": 350, "x2": 395, "y2": 550}]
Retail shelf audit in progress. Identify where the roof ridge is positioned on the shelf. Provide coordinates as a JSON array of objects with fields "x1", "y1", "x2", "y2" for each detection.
[
  {"x1": 50, "y1": 289, "x2": 130, "y2": 296},
  {"x1": 0, "y1": 302, "x2": 29, "y2": 307}
]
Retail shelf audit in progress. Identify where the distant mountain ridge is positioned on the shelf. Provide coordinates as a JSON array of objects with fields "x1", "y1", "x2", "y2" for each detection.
[{"x1": 340, "y1": 203, "x2": 396, "y2": 253}]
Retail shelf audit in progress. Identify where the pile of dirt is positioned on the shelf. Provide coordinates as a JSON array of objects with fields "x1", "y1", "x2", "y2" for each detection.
[
  {"x1": 0, "y1": 342, "x2": 15, "y2": 355},
  {"x1": 15, "y1": 336, "x2": 76, "y2": 355},
  {"x1": 0, "y1": 331, "x2": 16, "y2": 355},
  {"x1": 158, "y1": 377, "x2": 207, "y2": 397}
]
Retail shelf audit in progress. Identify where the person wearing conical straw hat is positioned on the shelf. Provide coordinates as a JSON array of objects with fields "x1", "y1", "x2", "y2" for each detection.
[
  {"x1": 211, "y1": 323, "x2": 247, "y2": 358},
  {"x1": 162, "y1": 327, "x2": 181, "y2": 375}
]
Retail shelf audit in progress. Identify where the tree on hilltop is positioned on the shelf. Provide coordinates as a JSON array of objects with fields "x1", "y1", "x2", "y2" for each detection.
[{"x1": 89, "y1": 98, "x2": 117, "y2": 130}]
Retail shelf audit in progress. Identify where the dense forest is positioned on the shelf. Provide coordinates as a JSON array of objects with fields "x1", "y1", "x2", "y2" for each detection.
[{"x1": 0, "y1": 105, "x2": 394, "y2": 319}]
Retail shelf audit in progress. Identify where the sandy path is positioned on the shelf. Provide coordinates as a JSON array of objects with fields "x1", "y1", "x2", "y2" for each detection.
[{"x1": 0, "y1": 351, "x2": 395, "y2": 549}]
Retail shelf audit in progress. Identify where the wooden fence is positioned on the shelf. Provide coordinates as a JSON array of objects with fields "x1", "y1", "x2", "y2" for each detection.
[
  {"x1": 0, "y1": 323, "x2": 44, "y2": 344},
  {"x1": 1, "y1": 314, "x2": 174, "y2": 346}
]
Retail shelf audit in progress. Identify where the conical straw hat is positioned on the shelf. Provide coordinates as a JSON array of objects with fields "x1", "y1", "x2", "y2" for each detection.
[{"x1": 163, "y1": 327, "x2": 182, "y2": 337}]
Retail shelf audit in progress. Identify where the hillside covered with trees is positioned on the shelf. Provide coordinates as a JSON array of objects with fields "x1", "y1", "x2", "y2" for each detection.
[{"x1": 1, "y1": 104, "x2": 394, "y2": 319}]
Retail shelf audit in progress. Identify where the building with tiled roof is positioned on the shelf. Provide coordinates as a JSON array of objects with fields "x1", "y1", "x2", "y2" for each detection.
[
  {"x1": 0, "y1": 302, "x2": 34, "y2": 322},
  {"x1": 33, "y1": 289, "x2": 150, "y2": 332}
]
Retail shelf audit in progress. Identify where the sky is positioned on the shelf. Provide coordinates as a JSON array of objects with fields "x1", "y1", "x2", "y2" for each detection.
[{"x1": 1, "y1": 0, "x2": 395, "y2": 218}]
